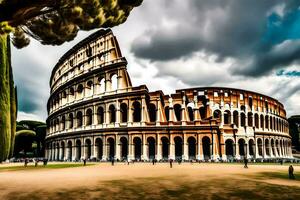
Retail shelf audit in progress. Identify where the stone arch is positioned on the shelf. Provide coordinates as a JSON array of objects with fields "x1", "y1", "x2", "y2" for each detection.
[
  {"x1": 133, "y1": 101, "x2": 141, "y2": 122},
  {"x1": 107, "y1": 137, "x2": 115, "y2": 160},
  {"x1": 98, "y1": 77, "x2": 105, "y2": 93},
  {"x1": 120, "y1": 137, "x2": 128, "y2": 160},
  {"x1": 67, "y1": 140, "x2": 72, "y2": 161},
  {"x1": 187, "y1": 136, "x2": 196, "y2": 160},
  {"x1": 174, "y1": 104, "x2": 182, "y2": 121},
  {"x1": 260, "y1": 114, "x2": 264, "y2": 129},
  {"x1": 254, "y1": 113, "x2": 259, "y2": 128},
  {"x1": 224, "y1": 110, "x2": 231, "y2": 125},
  {"x1": 225, "y1": 139, "x2": 234, "y2": 159},
  {"x1": 161, "y1": 137, "x2": 169, "y2": 159},
  {"x1": 257, "y1": 138, "x2": 263, "y2": 156},
  {"x1": 86, "y1": 80, "x2": 93, "y2": 96},
  {"x1": 233, "y1": 111, "x2": 239, "y2": 127},
  {"x1": 199, "y1": 106, "x2": 206, "y2": 119},
  {"x1": 240, "y1": 113, "x2": 246, "y2": 127},
  {"x1": 86, "y1": 108, "x2": 93, "y2": 126},
  {"x1": 238, "y1": 138, "x2": 246, "y2": 157},
  {"x1": 95, "y1": 138, "x2": 103, "y2": 160},
  {"x1": 133, "y1": 137, "x2": 142, "y2": 160},
  {"x1": 97, "y1": 106, "x2": 104, "y2": 124},
  {"x1": 187, "y1": 103, "x2": 194, "y2": 121},
  {"x1": 148, "y1": 103, "x2": 156, "y2": 122},
  {"x1": 147, "y1": 137, "x2": 156, "y2": 160},
  {"x1": 165, "y1": 106, "x2": 170, "y2": 121},
  {"x1": 111, "y1": 73, "x2": 118, "y2": 91},
  {"x1": 109, "y1": 104, "x2": 116, "y2": 123},
  {"x1": 174, "y1": 136, "x2": 183, "y2": 159},
  {"x1": 76, "y1": 111, "x2": 83, "y2": 127},
  {"x1": 248, "y1": 112, "x2": 253, "y2": 127},
  {"x1": 265, "y1": 139, "x2": 270, "y2": 156},
  {"x1": 75, "y1": 139, "x2": 81, "y2": 160},
  {"x1": 120, "y1": 103, "x2": 128, "y2": 123},
  {"x1": 213, "y1": 110, "x2": 221, "y2": 120},
  {"x1": 202, "y1": 136, "x2": 211, "y2": 160},
  {"x1": 68, "y1": 113, "x2": 74, "y2": 128},
  {"x1": 85, "y1": 139, "x2": 92, "y2": 159},
  {"x1": 60, "y1": 141, "x2": 65, "y2": 160},
  {"x1": 265, "y1": 115, "x2": 269, "y2": 129},
  {"x1": 61, "y1": 115, "x2": 66, "y2": 131},
  {"x1": 248, "y1": 139, "x2": 255, "y2": 156}
]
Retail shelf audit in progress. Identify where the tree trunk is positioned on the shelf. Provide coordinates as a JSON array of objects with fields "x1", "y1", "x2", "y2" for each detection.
[{"x1": 0, "y1": 33, "x2": 11, "y2": 161}]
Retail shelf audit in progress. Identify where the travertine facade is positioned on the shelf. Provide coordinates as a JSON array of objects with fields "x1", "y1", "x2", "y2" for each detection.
[{"x1": 45, "y1": 29, "x2": 292, "y2": 161}]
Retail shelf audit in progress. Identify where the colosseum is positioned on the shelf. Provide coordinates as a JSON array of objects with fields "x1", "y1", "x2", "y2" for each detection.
[{"x1": 45, "y1": 29, "x2": 293, "y2": 162}]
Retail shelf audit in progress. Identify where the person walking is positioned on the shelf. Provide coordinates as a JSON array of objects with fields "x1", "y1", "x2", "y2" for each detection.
[
  {"x1": 244, "y1": 157, "x2": 248, "y2": 168},
  {"x1": 24, "y1": 158, "x2": 28, "y2": 167},
  {"x1": 152, "y1": 159, "x2": 155, "y2": 165},
  {"x1": 111, "y1": 157, "x2": 115, "y2": 166},
  {"x1": 83, "y1": 158, "x2": 87, "y2": 166},
  {"x1": 169, "y1": 159, "x2": 173, "y2": 168},
  {"x1": 289, "y1": 165, "x2": 295, "y2": 179}
]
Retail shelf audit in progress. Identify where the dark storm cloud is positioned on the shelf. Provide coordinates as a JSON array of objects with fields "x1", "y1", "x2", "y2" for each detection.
[{"x1": 131, "y1": 0, "x2": 300, "y2": 77}]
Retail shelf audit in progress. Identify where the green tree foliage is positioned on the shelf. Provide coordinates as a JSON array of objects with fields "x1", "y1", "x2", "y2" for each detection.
[
  {"x1": 0, "y1": 0, "x2": 143, "y2": 161},
  {"x1": 14, "y1": 129, "x2": 36, "y2": 156},
  {"x1": 35, "y1": 125, "x2": 46, "y2": 157},
  {"x1": 288, "y1": 115, "x2": 300, "y2": 151}
]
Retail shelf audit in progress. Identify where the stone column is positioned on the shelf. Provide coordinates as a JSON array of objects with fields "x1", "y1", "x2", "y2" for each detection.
[
  {"x1": 169, "y1": 137, "x2": 175, "y2": 160},
  {"x1": 142, "y1": 134, "x2": 148, "y2": 161},
  {"x1": 183, "y1": 134, "x2": 188, "y2": 160},
  {"x1": 235, "y1": 141, "x2": 240, "y2": 160},
  {"x1": 102, "y1": 137, "x2": 107, "y2": 161},
  {"x1": 197, "y1": 135, "x2": 203, "y2": 160},
  {"x1": 115, "y1": 136, "x2": 120, "y2": 160},
  {"x1": 115, "y1": 100, "x2": 120, "y2": 127},
  {"x1": 156, "y1": 134, "x2": 162, "y2": 160}
]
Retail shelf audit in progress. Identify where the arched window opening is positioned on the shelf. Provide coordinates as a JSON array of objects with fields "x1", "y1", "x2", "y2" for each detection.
[
  {"x1": 148, "y1": 103, "x2": 156, "y2": 122},
  {"x1": 248, "y1": 112, "x2": 253, "y2": 127},
  {"x1": 98, "y1": 77, "x2": 105, "y2": 93},
  {"x1": 120, "y1": 103, "x2": 128, "y2": 123},
  {"x1": 187, "y1": 137, "x2": 196, "y2": 160},
  {"x1": 147, "y1": 137, "x2": 156, "y2": 160},
  {"x1": 225, "y1": 139, "x2": 234, "y2": 159},
  {"x1": 174, "y1": 104, "x2": 182, "y2": 121},
  {"x1": 248, "y1": 97, "x2": 253, "y2": 109},
  {"x1": 120, "y1": 137, "x2": 128, "y2": 160},
  {"x1": 199, "y1": 106, "x2": 206, "y2": 119},
  {"x1": 258, "y1": 138, "x2": 263, "y2": 156},
  {"x1": 95, "y1": 138, "x2": 103, "y2": 160},
  {"x1": 61, "y1": 116, "x2": 65, "y2": 130},
  {"x1": 240, "y1": 105, "x2": 246, "y2": 112},
  {"x1": 255, "y1": 114, "x2": 259, "y2": 128},
  {"x1": 77, "y1": 84, "x2": 83, "y2": 94},
  {"x1": 85, "y1": 139, "x2": 92, "y2": 159},
  {"x1": 86, "y1": 109, "x2": 93, "y2": 126},
  {"x1": 97, "y1": 107, "x2": 104, "y2": 124},
  {"x1": 109, "y1": 105, "x2": 116, "y2": 123},
  {"x1": 165, "y1": 106, "x2": 170, "y2": 121},
  {"x1": 76, "y1": 111, "x2": 83, "y2": 127},
  {"x1": 111, "y1": 74, "x2": 118, "y2": 91},
  {"x1": 174, "y1": 136, "x2": 183, "y2": 159},
  {"x1": 133, "y1": 101, "x2": 141, "y2": 122},
  {"x1": 213, "y1": 110, "x2": 221, "y2": 120},
  {"x1": 224, "y1": 111, "x2": 231, "y2": 125},
  {"x1": 233, "y1": 111, "x2": 239, "y2": 127},
  {"x1": 202, "y1": 137, "x2": 211, "y2": 160},
  {"x1": 133, "y1": 137, "x2": 142, "y2": 160},
  {"x1": 161, "y1": 137, "x2": 169, "y2": 160},
  {"x1": 238, "y1": 139, "x2": 245, "y2": 157},
  {"x1": 69, "y1": 113, "x2": 73, "y2": 128},
  {"x1": 188, "y1": 107, "x2": 194, "y2": 121},
  {"x1": 241, "y1": 113, "x2": 246, "y2": 127}
]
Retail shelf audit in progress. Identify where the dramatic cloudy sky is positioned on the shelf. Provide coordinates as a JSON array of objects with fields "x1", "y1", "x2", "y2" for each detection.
[{"x1": 12, "y1": 0, "x2": 300, "y2": 121}]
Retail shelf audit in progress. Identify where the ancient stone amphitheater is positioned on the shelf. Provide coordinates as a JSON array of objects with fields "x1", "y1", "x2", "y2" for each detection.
[{"x1": 46, "y1": 29, "x2": 292, "y2": 162}]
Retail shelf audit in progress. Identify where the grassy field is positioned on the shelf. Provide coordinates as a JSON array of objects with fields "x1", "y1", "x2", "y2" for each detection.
[
  {"x1": 0, "y1": 163, "x2": 94, "y2": 172},
  {"x1": 0, "y1": 163, "x2": 299, "y2": 200}
]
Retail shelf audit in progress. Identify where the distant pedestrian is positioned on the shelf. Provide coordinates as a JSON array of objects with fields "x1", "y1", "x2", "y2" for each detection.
[
  {"x1": 43, "y1": 158, "x2": 48, "y2": 166},
  {"x1": 244, "y1": 157, "x2": 248, "y2": 168},
  {"x1": 289, "y1": 165, "x2": 295, "y2": 179},
  {"x1": 280, "y1": 159, "x2": 283, "y2": 165},
  {"x1": 34, "y1": 158, "x2": 38, "y2": 167},
  {"x1": 83, "y1": 158, "x2": 87, "y2": 166},
  {"x1": 111, "y1": 158, "x2": 115, "y2": 166},
  {"x1": 152, "y1": 159, "x2": 155, "y2": 165},
  {"x1": 24, "y1": 158, "x2": 28, "y2": 167},
  {"x1": 169, "y1": 159, "x2": 173, "y2": 168}
]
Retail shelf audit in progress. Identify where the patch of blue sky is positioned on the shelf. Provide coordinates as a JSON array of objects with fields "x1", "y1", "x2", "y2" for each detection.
[{"x1": 263, "y1": 9, "x2": 300, "y2": 44}]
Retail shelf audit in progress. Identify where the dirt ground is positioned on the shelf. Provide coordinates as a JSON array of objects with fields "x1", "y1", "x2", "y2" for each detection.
[{"x1": 0, "y1": 162, "x2": 299, "y2": 200}]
